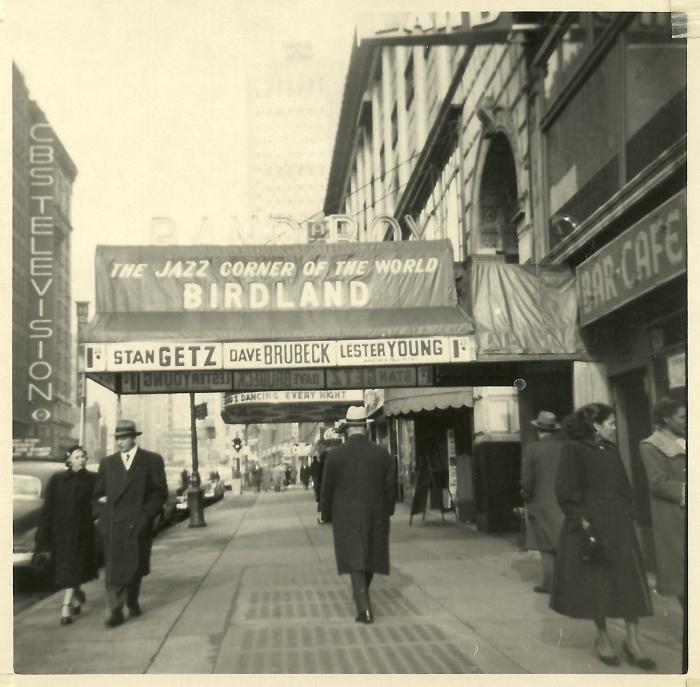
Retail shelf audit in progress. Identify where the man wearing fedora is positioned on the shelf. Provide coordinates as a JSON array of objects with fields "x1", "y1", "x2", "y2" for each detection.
[
  {"x1": 320, "y1": 406, "x2": 395, "y2": 624},
  {"x1": 93, "y1": 419, "x2": 168, "y2": 627},
  {"x1": 520, "y1": 410, "x2": 566, "y2": 594}
]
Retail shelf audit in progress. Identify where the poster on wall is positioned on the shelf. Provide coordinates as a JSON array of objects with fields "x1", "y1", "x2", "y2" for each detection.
[{"x1": 666, "y1": 352, "x2": 686, "y2": 389}]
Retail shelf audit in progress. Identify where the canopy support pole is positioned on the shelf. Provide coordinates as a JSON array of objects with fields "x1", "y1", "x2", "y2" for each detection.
[
  {"x1": 187, "y1": 392, "x2": 206, "y2": 528},
  {"x1": 78, "y1": 373, "x2": 87, "y2": 446}
]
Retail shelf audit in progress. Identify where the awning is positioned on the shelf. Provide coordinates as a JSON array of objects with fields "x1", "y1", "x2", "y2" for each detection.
[
  {"x1": 381, "y1": 387, "x2": 473, "y2": 417},
  {"x1": 220, "y1": 390, "x2": 364, "y2": 425}
]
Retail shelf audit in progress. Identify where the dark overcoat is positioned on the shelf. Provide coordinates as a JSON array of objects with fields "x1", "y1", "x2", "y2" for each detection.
[
  {"x1": 520, "y1": 435, "x2": 566, "y2": 552},
  {"x1": 640, "y1": 431, "x2": 686, "y2": 596},
  {"x1": 320, "y1": 434, "x2": 396, "y2": 575},
  {"x1": 35, "y1": 468, "x2": 98, "y2": 587},
  {"x1": 93, "y1": 448, "x2": 168, "y2": 586},
  {"x1": 550, "y1": 438, "x2": 653, "y2": 620}
]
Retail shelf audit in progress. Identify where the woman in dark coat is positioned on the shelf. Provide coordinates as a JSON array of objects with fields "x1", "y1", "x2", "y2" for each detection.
[
  {"x1": 550, "y1": 404, "x2": 655, "y2": 669},
  {"x1": 35, "y1": 445, "x2": 98, "y2": 625},
  {"x1": 640, "y1": 397, "x2": 686, "y2": 606}
]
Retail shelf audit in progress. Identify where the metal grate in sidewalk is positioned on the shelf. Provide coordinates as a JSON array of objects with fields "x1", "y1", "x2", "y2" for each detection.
[{"x1": 215, "y1": 565, "x2": 481, "y2": 673}]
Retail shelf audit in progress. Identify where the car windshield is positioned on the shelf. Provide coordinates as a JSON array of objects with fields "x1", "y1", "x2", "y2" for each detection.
[{"x1": 13, "y1": 475, "x2": 42, "y2": 499}]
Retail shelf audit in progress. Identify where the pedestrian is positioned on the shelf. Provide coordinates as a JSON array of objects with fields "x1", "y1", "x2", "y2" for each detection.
[
  {"x1": 550, "y1": 403, "x2": 655, "y2": 669},
  {"x1": 520, "y1": 410, "x2": 566, "y2": 594},
  {"x1": 300, "y1": 464, "x2": 310, "y2": 490},
  {"x1": 273, "y1": 463, "x2": 284, "y2": 492},
  {"x1": 34, "y1": 445, "x2": 98, "y2": 625},
  {"x1": 639, "y1": 396, "x2": 686, "y2": 610},
  {"x1": 252, "y1": 464, "x2": 263, "y2": 493},
  {"x1": 320, "y1": 406, "x2": 395, "y2": 624},
  {"x1": 309, "y1": 456, "x2": 319, "y2": 492},
  {"x1": 93, "y1": 419, "x2": 168, "y2": 628}
]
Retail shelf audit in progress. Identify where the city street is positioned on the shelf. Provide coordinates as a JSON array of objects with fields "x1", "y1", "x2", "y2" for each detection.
[{"x1": 14, "y1": 487, "x2": 683, "y2": 675}]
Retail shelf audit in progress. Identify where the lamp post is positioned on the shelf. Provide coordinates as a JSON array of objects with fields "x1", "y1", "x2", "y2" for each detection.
[{"x1": 188, "y1": 393, "x2": 206, "y2": 527}]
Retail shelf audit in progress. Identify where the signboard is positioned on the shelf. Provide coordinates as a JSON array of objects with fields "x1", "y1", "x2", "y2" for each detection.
[
  {"x1": 120, "y1": 371, "x2": 232, "y2": 393},
  {"x1": 233, "y1": 369, "x2": 325, "y2": 391},
  {"x1": 224, "y1": 341, "x2": 336, "y2": 369},
  {"x1": 326, "y1": 366, "x2": 432, "y2": 389},
  {"x1": 13, "y1": 438, "x2": 52, "y2": 459},
  {"x1": 225, "y1": 390, "x2": 364, "y2": 407},
  {"x1": 95, "y1": 240, "x2": 458, "y2": 314},
  {"x1": 357, "y1": 11, "x2": 513, "y2": 45},
  {"x1": 85, "y1": 336, "x2": 475, "y2": 374},
  {"x1": 577, "y1": 190, "x2": 686, "y2": 326}
]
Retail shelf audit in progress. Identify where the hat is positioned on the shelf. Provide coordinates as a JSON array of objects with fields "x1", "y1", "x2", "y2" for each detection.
[
  {"x1": 336, "y1": 405, "x2": 372, "y2": 431},
  {"x1": 530, "y1": 411, "x2": 560, "y2": 432},
  {"x1": 114, "y1": 419, "x2": 142, "y2": 438}
]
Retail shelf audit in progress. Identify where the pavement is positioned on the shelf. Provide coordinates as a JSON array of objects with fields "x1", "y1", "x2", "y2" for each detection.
[{"x1": 13, "y1": 485, "x2": 685, "y2": 675}]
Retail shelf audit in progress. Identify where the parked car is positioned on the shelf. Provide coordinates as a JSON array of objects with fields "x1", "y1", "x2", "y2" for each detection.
[
  {"x1": 203, "y1": 473, "x2": 225, "y2": 504},
  {"x1": 165, "y1": 467, "x2": 190, "y2": 520}
]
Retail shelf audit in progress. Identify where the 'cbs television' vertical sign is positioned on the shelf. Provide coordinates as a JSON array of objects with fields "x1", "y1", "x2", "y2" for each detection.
[{"x1": 27, "y1": 122, "x2": 56, "y2": 424}]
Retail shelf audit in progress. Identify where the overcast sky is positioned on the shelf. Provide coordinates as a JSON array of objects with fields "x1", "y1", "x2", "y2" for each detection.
[{"x1": 9, "y1": 0, "x2": 358, "y2": 304}]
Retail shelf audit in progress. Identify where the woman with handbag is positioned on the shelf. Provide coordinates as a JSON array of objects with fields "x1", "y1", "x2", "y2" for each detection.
[
  {"x1": 550, "y1": 404, "x2": 654, "y2": 669},
  {"x1": 35, "y1": 445, "x2": 99, "y2": 625}
]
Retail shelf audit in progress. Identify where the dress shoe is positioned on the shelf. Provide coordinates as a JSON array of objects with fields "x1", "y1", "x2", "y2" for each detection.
[
  {"x1": 622, "y1": 642, "x2": 656, "y2": 671},
  {"x1": 355, "y1": 610, "x2": 374, "y2": 624},
  {"x1": 127, "y1": 603, "x2": 142, "y2": 618},
  {"x1": 105, "y1": 609, "x2": 125, "y2": 628},
  {"x1": 60, "y1": 604, "x2": 73, "y2": 625},
  {"x1": 595, "y1": 640, "x2": 620, "y2": 666},
  {"x1": 533, "y1": 585, "x2": 550, "y2": 594}
]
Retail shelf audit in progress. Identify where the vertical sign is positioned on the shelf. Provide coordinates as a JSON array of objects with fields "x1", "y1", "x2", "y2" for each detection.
[
  {"x1": 27, "y1": 121, "x2": 56, "y2": 428},
  {"x1": 446, "y1": 428, "x2": 458, "y2": 510}
]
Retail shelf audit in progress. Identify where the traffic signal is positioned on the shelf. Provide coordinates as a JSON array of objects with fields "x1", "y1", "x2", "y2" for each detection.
[{"x1": 232, "y1": 437, "x2": 243, "y2": 452}]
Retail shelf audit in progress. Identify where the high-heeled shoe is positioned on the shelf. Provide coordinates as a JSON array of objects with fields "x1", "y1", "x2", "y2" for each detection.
[
  {"x1": 622, "y1": 641, "x2": 656, "y2": 671},
  {"x1": 355, "y1": 610, "x2": 374, "y2": 624},
  {"x1": 60, "y1": 605, "x2": 73, "y2": 626},
  {"x1": 594, "y1": 640, "x2": 619, "y2": 666}
]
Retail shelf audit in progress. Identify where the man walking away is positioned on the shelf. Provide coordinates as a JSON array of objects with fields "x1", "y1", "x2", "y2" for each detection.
[
  {"x1": 320, "y1": 406, "x2": 395, "y2": 624},
  {"x1": 93, "y1": 419, "x2": 168, "y2": 628},
  {"x1": 520, "y1": 410, "x2": 566, "y2": 594}
]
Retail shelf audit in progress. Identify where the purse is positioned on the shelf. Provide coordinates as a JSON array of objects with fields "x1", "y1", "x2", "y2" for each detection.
[{"x1": 579, "y1": 517, "x2": 607, "y2": 564}]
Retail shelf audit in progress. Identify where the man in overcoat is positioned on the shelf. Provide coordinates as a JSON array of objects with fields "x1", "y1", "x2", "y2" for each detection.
[
  {"x1": 320, "y1": 406, "x2": 395, "y2": 624},
  {"x1": 94, "y1": 419, "x2": 168, "y2": 627},
  {"x1": 520, "y1": 410, "x2": 566, "y2": 594}
]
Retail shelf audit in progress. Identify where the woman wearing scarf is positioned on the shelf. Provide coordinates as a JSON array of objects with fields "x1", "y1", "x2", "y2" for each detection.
[{"x1": 640, "y1": 397, "x2": 687, "y2": 609}]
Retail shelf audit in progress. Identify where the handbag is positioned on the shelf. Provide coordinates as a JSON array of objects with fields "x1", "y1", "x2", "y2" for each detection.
[{"x1": 578, "y1": 517, "x2": 607, "y2": 564}]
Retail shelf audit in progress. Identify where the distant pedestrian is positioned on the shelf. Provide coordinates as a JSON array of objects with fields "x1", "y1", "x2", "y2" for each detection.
[
  {"x1": 550, "y1": 403, "x2": 655, "y2": 670},
  {"x1": 640, "y1": 397, "x2": 686, "y2": 610},
  {"x1": 300, "y1": 464, "x2": 310, "y2": 490},
  {"x1": 520, "y1": 411, "x2": 565, "y2": 594},
  {"x1": 93, "y1": 420, "x2": 168, "y2": 628},
  {"x1": 273, "y1": 464, "x2": 285, "y2": 492},
  {"x1": 309, "y1": 456, "x2": 319, "y2": 492},
  {"x1": 252, "y1": 464, "x2": 263, "y2": 493},
  {"x1": 320, "y1": 406, "x2": 395, "y2": 624},
  {"x1": 35, "y1": 445, "x2": 98, "y2": 625}
]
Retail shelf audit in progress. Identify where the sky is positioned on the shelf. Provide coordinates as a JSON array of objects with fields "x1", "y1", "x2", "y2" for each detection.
[{"x1": 8, "y1": 0, "x2": 358, "y2": 304}]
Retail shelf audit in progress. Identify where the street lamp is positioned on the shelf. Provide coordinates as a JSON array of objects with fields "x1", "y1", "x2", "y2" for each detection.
[{"x1": 187, "y1": 393, "x2": 206, "y2": 527}]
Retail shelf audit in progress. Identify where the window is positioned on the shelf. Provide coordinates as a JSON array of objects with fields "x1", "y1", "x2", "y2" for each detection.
[{"x1": 543, "y1": 12, "x2": 686, "y2": 250}]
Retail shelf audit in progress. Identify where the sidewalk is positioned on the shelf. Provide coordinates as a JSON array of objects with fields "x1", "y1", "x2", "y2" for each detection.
[{"x1": 13, "y1": 487, "x2": 684, "y2": 674}]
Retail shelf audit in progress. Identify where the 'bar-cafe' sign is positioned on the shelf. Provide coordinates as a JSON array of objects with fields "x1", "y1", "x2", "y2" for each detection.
[{"x1": 577, "y1": 190, "x2": 686, "y2": 326}]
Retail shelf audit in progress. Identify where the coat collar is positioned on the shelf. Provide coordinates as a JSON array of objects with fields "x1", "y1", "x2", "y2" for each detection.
[{"x1": 642, "y1": 429, "x2": 686, "y2": 457}]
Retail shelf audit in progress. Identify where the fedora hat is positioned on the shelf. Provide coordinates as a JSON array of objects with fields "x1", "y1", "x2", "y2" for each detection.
[
  {"x1": 336, "y1": 405, "x2": 372, "y2": 431},
  {"x1": 531, "y1": 410, "x2": 560, "y2": 432},
  {"x1": 114, "y1": 419, "x2": 142, "y2": 438}
]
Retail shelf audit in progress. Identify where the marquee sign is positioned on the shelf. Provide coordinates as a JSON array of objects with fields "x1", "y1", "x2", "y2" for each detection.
[
  {"x1": 83, "y1": 336, "x2": 475, "y2": 374},
  {"x1": 356, "y1": 11, "x2": 513, "y2": 45},
  {"x1": 94, "y1": 240, "x2": 456, "y2": 314}
]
